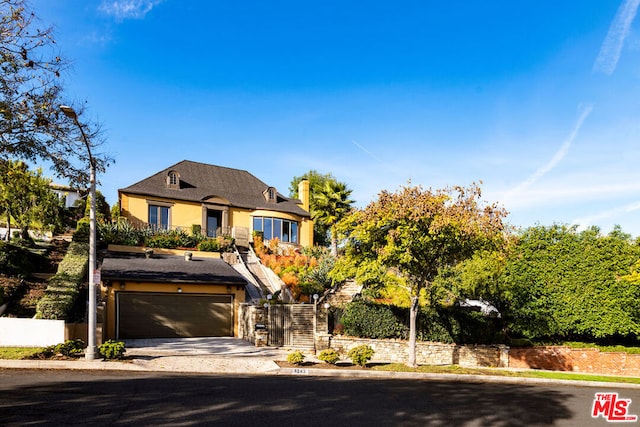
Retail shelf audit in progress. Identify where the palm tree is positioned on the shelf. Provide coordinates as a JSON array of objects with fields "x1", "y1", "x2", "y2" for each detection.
[{"x1": 313, "y1": 180, "x2": 354, "y2": 256}]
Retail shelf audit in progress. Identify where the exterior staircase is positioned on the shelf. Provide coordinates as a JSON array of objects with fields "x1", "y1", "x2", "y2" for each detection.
[
  {"x1": 231, "y1": 247, "x2": 265, "y2": 303},
  {"x1": 236, "y1": 246, "x2": 294, "y2": 303},
  {"x1": 325, "y1": 280, "x2": 363, "y2": 307}
]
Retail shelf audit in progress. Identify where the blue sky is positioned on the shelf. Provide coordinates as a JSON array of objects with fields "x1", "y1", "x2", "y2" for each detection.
[{"x1": 31, "y1": 0, "x2": 640, "y2": 236}]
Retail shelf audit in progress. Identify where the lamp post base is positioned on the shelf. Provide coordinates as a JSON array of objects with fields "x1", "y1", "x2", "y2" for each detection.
[{"x1": 84, "y1": 346, "x2": 98, "y2": 360}]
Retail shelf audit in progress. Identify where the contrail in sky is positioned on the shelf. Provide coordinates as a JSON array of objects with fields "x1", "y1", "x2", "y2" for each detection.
[
  {"x1": 593, "y1": 0, "x2": 640, "y2": 75},
  {"x1": 572, "y1": 200, "x2": 640, "y2": 231},
  {"x1": 352, "y1": 140, "x2": 382, "y2": 162},
  {"x1": 504, "y1": 104, "x2": 593, "y2": 200}
]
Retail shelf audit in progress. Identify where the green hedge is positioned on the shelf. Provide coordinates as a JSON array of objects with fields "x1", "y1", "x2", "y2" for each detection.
[
  {"x1": 341, "y1": 300, "x2": 408, "y2": 339},
  {"x1": 36, "y1": 242, "x2": 88, "y2": 320},
  {"x1": 417, "y1": 307, "x2": 505, "y2": 344},
  {"x1": 341, "y1": 300, "x2": 506, "y2": 344}
]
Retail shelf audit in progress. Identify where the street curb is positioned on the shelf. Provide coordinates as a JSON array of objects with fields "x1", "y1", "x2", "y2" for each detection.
[
  {"x1": 3, "y1": 358, "x2": 640, "y2": 389},
  {"x1": 0, "y1": 359, "x2": 150, "y2": 371},
  {"x1": 0, "y1": 359, "x2": 640, "y2": 389},
  {"x1": 275, "y1": 367, "x2": 640, "y2": 389}
]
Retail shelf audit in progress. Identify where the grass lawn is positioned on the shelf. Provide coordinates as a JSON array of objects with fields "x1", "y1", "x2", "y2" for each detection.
[
  {"x1": 370, "y1": 363, "x2": 640, "y2": 384},
  {"x1": 0, "y1": 347, "x2": 43, "y2": 359}
]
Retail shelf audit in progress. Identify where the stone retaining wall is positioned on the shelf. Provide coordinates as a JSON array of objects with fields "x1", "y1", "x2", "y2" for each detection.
[
  {"x1": 328, "y1": 336, "x2": 508, "y2": 368},
  {"x1": 509, "y1": 346, "x2": 640, "y2": 377}
]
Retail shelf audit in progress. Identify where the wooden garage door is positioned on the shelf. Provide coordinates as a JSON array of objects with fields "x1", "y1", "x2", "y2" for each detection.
[{"x1": 117, "y1": 293, "x2": 233, "y2": 339}]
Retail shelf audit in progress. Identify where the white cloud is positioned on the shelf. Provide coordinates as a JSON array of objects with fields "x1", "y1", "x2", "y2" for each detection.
[
  {"x1": 502, "y1": 104, "x2": 593, "y2": 203},
  {"x1": 99, "y1": 0, "x2": 163, "y2": 21},
  {"x1": 495, "y1": 181, "x2": 640, "y2": 210},
  {"x1": 572, "y1": 201, "x2": 640, "y2": 231},
  {"x1": 593, "y1": 0, "x2": 640, "y2": 75}
]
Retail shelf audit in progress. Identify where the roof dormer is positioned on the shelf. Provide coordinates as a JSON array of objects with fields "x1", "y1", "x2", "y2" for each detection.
[
  {"x1": 166, "y1": 170, "x2": 180, "y2": 189},
  {"x1": 263, "y1": 186, "x2": 277, "y2": 203}
]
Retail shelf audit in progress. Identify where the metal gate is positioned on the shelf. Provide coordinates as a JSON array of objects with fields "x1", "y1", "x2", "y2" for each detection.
[{"x1": 268, "y1": 305, "x2": 315, "y2": 349}]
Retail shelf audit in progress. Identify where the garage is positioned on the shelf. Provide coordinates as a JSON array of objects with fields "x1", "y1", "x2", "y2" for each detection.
[
  {"x1": 101, "y1": 250, "x2": 247, "y2": 341},
  {"x1": 117, "y1": 293, "x2": 233, "y2": 339}
]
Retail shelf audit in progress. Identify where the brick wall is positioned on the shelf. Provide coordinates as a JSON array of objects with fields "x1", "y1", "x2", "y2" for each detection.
[
  {"x1": 509, "y1": 346, "x2": 640, "y2": 377},
  {"x1": 328, "y1": 336, "x2": 508, "y2": 368}
]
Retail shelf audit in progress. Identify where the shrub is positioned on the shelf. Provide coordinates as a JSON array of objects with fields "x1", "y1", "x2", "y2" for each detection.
[
  {"x1": 416, "y1": 307, "x2": 455, "y2": 344},
  {"x1": 144, "y1": 230, "x2": 182, "y2": 249},
  {"x1": 300, "y1": 281, "x2": 325, "y2": 297},
  {"x1": 0, "y1": 241, "x2": 48, "y2": 277},
  {"x1": 287, "y1": 350, "x2": 305, "y2": 365},
  {"x1": 341, "y1": 300, "x2": 408, "y2": 339},
  {"x1": 73, "y1": 217, "x2": 90, "y2": 242},
  {"x1": 179, "y1": 230, "x2": 205, "y2": 248},
  {"x1": 348, "y1": 345, "x2": 374, "y2": 367},
  {"x1": 99, "y1": 220, "x2": 148, "y2": 246},
  {"x1": 318, "y1": 349, "x2": 340, "y2": 365},
  {"x1": 197, "y1": 238, "x2": 220, "y2": 252},
  {"x1": 216, "y1": 235, "x2": 235, "y2": 252},
  {"x1": 35, "y1": 242, "x2": 88, "y2": 320},
  {"x1": 99, "y1": 340, "x2": 127, "y2": 360},
  {"x1": 303, "y1": 255, "x2": 335, "y2": 290},
  {"x1": 41, "y1": 339, "x2": 85, "y2": 358}
]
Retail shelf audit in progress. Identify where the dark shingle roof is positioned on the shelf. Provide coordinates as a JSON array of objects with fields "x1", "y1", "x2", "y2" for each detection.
[
  {"x1": 101, "y1": 253, "x2": 247, "y2": 285},
  {"x1": 119, "y1": 160, "x2": 310, "y2": 217}
]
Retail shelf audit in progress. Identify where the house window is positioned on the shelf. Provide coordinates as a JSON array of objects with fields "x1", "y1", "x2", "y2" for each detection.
[
  {"x1": 167, "y1": 171, "x2": 180, "y2": 189},
  {"x1": 263, "y1": 218, "x2": 273, "y2": 240},
  {"x1": 207, "y1": 210, "x2": 222, "y2": 237},
  {"x1": 253, "y1": 216, "x2": 298, "y2": 243},
  {"x1": 263, "y1": 187, "x2": 277, "y2": 203},
  {"x1": 149, "y1": 205, "x2": 170, "y2": 230},
  {"x1": 273, "y1": 218, "x2": 282, "y2": 240}
]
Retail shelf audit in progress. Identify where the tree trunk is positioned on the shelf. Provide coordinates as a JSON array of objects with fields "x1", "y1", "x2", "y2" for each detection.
[
  {"x1": 407, "y1": 293, "x2": 419, "y2": 367},
  {"x1": 21, "y1": 225, "x2": 30, "y2": 242},
  {"x1": 330, "y1": 226, "x2": 338, "y2": 257}
]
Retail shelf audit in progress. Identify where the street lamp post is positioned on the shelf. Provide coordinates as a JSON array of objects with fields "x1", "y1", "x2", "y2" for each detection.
[
  {"x1": 313, "y1": 294, "x2": 319, "y2": 351},
  {"x1": 60, "y1": 105, "x2": 97, "y2": 361}
]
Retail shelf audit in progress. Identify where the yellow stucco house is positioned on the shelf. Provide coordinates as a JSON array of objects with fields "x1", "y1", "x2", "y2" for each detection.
[
  {"x1": 100, "y1": 160, "x2": 313, "y2": 340},
  {"x1": 118, "y1": 159, "x2": 313, "y2": 247}
]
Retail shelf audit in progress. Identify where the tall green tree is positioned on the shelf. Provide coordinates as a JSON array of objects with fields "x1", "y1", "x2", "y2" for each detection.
[
  {"x1": 0, "y1": 0, "x2": 110, "y2": 185},
  {"x1": 313, "y1": 180, "x2": 354, "y2": 256},
  {"x1": 341, "y1": 183, "x2": 507, "y2": 366},
  {"x1": 81, "y1": 190, "x2": 111, "y2": 222},
  {"x1": 504, "y1": 224, "x2": 640, "y2": 342},
  {"x1": 289, "y1": 170, "x2": 354, "y2": 249},
  {"x1": 0, "y1": 160, "x2": 60, "y2": 242}
]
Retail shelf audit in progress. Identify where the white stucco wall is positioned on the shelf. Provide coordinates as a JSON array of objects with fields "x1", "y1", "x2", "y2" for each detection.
[{"x1": 0, "y1": 318, "x2": 65, "y2": 347}]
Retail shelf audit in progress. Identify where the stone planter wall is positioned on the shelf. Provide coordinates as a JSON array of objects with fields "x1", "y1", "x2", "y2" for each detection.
[{"x1": 328, "y1": 336, "x2": 508, "y2": 368}]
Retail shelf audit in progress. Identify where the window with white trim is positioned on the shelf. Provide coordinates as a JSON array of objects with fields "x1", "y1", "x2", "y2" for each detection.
[{"x1": 253, "y1": 216, "x2": 298, "y2": 243}]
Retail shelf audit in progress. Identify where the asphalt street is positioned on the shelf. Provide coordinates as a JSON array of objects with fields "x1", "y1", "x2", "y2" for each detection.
[{"x1": 2, "y1": 369, "x2": 637, "y2": 426}]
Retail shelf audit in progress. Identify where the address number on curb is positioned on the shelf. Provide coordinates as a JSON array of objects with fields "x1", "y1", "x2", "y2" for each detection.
[{"x1": 293, "y1": 368, "x2": 309, "y2": 375}]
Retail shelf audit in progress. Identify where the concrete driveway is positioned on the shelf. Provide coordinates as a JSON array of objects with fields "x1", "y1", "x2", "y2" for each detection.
[
  {"x1": 118, "y1": 337, "x2": 290, "y2": 374},
  {"x1": 123, "y1": 337, "x2": 287, "y2": 358}
]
